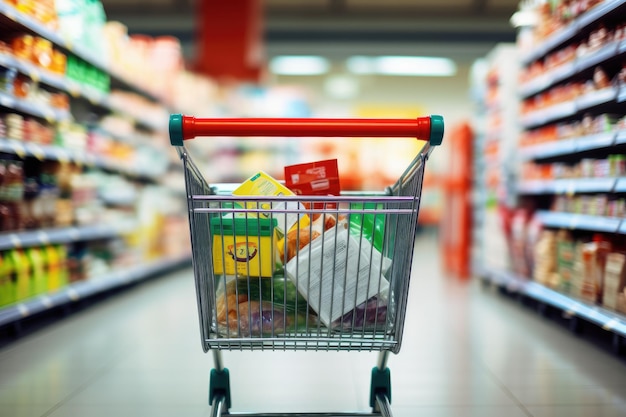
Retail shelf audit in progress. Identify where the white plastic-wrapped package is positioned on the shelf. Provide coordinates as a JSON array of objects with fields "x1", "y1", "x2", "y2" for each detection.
[{"x1": 285, "y1": 226, "x2": 389, "y2": 327}]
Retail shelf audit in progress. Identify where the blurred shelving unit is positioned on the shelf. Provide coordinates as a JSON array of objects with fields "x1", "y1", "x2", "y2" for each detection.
[
  {"x1": 0, "y1": 2, "x2": 190, "y2": 330},
  {"x1": 479, "y1": 0, "x2": 626, "y2": 352},
  {"x1": 471, "y1": 43, "x2": 520, "y2": 277}
]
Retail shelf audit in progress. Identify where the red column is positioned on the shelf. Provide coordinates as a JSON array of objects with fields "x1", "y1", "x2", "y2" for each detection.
[
  {"x1": 440, "y1": 122, "x2": 473, "y2": 280},
  {"x1": 195, "y1": 0, "x2": 264, "y2": 83}
]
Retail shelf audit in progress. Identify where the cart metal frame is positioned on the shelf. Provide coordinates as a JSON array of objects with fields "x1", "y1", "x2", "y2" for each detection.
[{"x1": 169, "y1": 114, "x2": 444, "y2": 417}]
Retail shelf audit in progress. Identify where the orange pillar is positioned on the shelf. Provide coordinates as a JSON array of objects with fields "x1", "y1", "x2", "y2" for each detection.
[
  {"x1": 195, "y1": 0, "x2": 264, "y2": 83},
  {"x1": 440, "y1": 122, "x2": 473, "y2": 279}
]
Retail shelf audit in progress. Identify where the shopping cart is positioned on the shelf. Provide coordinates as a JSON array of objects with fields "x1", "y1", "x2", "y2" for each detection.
[{"x1": 169, "y1": 114, "x2": 444, "y2": 417}]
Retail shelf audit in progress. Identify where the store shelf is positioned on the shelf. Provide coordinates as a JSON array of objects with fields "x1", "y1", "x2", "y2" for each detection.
[
  {"x1": 0, "y1": 53, "x2": 166, "y2": 131},
  {"x1": 521, "y1": 138, "x2": 578, "y2": 160},
  {"x1": 536, "y1": 210, "x2": 622, "y2": 233},
  {"x1": 576, "y1": 131, "x2": 616, "y2": 151},
  {"x1": 521, "y1": 24, "x2": 578, "y2": 66},
  {"x1": 0, "y1": 223, "x2": 136, "y2": 252},
  {"x1": 576, "y1": 42, "x2": 621, "y2": 73},
  {"x1": 518, "y1": 177, "x2": 617, "y2": 195},
  {"x1": 0, "y1": 255, "x2": 191, "y2": 328},
  {"x1": 520, "y1": 102, "x2": 577, "y2": 129},
  {"x1": 0, "y1": 138, "x2": 161, "y2": 182},
  {"x1": 619, "y1": 85, "x2": 626, "y2": 103},
  {"x1": 0, "y1": 53, "x2": 101, "y2": 103},
  {"x1": 522, "y1": 86, "x2": 623, "y2": 130},
  {"x1": 615, "y1": 129, "x2": 626, "y2": 144},
  {"x1": 613, "y1": 177, "x2": 626, "y2": 192},
  {"x1": 0, "y1": 92, "x2": 70, "y2": 123},
  {"x1": 576, "y1": 0, "x2": 626, "y2": 30},
  {"x1": 0, "y1": 3, "x2": 161, "y2": 105},
  {"x1": 519, "y1": 63, "x2": 577, "y2": 98},
  {"x1": 482, "y1": 267, "x2": 626, "y2": 337},
  {"x1": 520, "y1": 0, "x2": 626, "y2": 65},
  {"x1": 521, "y1": 131, "x2": 618, "y2": 160},
  {"x1": 576, "y1": 87, "x2": 618, "y2": 110},
  {"x1": 520, "y1": 43, "x2": 624, "y2": 100}
]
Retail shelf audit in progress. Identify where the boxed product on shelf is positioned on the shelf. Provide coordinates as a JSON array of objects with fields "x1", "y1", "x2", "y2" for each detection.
[
  {"x1": 533, "y1": 229, "x2": 558, "y2": 287},
  {"x1": 556, "y1": 230, "x2": 576, "y2": 294},
  {"x1": 65, "y1": 54, "x2": 109, "y2": 93},
  {"x1": 574, "y1": 235, "x2": 612, "y2": 304},
  {"x1": 603, "y1": 251, "x2": 626, "y2": 310}
]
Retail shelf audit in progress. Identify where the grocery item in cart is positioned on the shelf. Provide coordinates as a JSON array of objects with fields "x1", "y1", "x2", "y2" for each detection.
[
  {"x1": 214, "y1": 267, "x2": 391, "y2": 336},
  {"x1": 210, "y1": 215, "x2": 277, "y2": 278},
  {"x1": 232, "y1": 171, "x2": 308, "y2": 235},
  {"x1": 214, "y1": 272, "x2": 312, "y2": 336},
  {"x1": 285, "y1": 225, "x2": 390, "y2": 327},
  {"x1": 284, "y1": 159, "x2": 340, "y2": 209},
  {"x1": 279, "y1": 212, "x2": 337, "y2": 263}
]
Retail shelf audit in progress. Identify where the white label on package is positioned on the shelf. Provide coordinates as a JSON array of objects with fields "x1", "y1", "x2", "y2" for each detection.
[{"x1": 285, "y1": 227, "x2": 389, "y2": 326}]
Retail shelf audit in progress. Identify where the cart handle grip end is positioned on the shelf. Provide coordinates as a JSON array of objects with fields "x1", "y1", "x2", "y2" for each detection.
[{"x1": 169, "y1": 114, "x2": 444, "y2": 146}]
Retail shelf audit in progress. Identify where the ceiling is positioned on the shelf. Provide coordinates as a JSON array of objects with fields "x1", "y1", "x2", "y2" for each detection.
[{"x1": 101, "y1": 0, "x2": 520, "y2": 65}]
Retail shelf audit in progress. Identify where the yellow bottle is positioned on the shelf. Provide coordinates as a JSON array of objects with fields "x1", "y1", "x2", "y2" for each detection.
[{"x1": 0, "y1": 252, "x2": 13, "y2": 307}]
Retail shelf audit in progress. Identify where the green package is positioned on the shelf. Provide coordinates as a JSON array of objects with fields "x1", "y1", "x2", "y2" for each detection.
[{"x1": 348, "y1": 203, "x2": 386, "y2": 252}]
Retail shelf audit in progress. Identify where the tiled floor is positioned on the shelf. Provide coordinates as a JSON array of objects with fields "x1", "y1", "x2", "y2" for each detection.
[{"x1": 1, "y1": 234, "x2": 626, "y2": 417}]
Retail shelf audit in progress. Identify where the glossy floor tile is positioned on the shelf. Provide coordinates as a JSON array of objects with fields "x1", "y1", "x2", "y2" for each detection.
[{"x1": 1, "y1": 233, "x2": 626, "y2": 417}]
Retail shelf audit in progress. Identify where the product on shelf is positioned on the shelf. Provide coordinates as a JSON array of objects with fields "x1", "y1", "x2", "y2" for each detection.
[
  {"x1": 519, "y1": 0, "x2": 605, "y2": 51},
  {"x1": 6, "y1": 0, "x2": 58, "y2": 29},
  {"x1": 103, "y1": 22, "x2": 184, "y2": 102},
  {"x1": 521, "y1": 65, "x2": 619, "y2": 117},
  {"x1": 54, "y1": 0, "x2": 107, "y2": 62},
  {"x1": 576, "y1": 23, "x2": 626, "y2": 59},
  {"x1": 603, "y1": 251, "x2": 626, "y2": 310},
  {"x1": 65, "y1": 54, "x2": 109, "y2": 93},
  {"x1": 533, "y1": 229, "x2": 558, "y2": 287},
  {"x1": 516, "y1": 207, "x2": 626, "y2": 312},
  {"x1": 522, "y1": 152, "x2": 626, "y2": 181},
  {"x1": 0, "y1": 157, "x2": 25, "y2": 232},
  {"x1": 556, "y1": 230, "x2": 576, "y2": 294}
]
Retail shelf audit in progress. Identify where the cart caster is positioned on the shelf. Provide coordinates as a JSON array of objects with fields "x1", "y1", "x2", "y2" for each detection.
[
  {"x1": 209, "y1": 368, "x2": 231, "y2": 411},
  {"x1": 370, "y1": 366, "x2": 392, "y2": 410}
]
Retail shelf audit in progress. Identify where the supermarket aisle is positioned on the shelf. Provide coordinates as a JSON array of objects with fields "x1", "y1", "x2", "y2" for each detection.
[{"x1": 1, "y1": 233, "x2": 626, "y2": 417}]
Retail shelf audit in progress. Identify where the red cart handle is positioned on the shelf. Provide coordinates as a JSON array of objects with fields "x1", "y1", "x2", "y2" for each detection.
[{"x1": 169, "y1": 114, "x2": 444, "y2": 146}]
